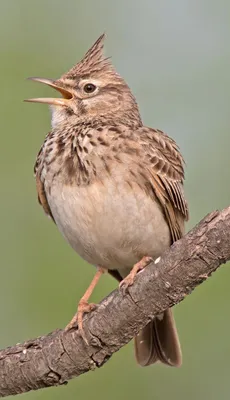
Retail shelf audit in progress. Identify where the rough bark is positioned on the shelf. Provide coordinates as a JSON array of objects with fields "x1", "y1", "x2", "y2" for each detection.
[{"x1": 0, "y1": 207, "x2": 230, "y2": 398}]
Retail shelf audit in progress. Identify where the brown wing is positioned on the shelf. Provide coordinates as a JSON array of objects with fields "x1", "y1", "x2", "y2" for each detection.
[
  {"x1": 95, "y1": 124, "x2": 188, "y2": 243},
  {"x1": 138, "y1": 127, "x2": 189, "y2": 242},
  {"x1": 35, "y1": 175, "x2": 54, "y2": 221},
  {"x1": 34, "y1": 136, "x2": 55, "y2": 222}
]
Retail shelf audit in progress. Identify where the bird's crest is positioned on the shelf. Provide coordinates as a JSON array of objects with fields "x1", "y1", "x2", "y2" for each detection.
[{"x1": 62, "y1": 34, "x2": 116, "y2": 79}]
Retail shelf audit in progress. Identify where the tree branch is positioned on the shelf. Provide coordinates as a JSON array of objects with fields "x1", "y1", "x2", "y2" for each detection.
[{"x1": 1, "y1": 207, "x2": 230, "y2": 398}]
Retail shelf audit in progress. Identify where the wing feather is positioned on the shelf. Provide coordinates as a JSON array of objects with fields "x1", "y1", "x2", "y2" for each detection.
[
  {"x1": 138, "y1": 127, "x2": 188, "y2": 242},
  {"x1": 35, "y1": 175, "x2": 54, "y2": 221},
  {"x1": 34, "y1": 133, "x2": 55, "y2": 221}
]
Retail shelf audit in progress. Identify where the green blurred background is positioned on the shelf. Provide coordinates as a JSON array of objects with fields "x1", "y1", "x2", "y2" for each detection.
[{"x1": 1, "y1": 1, "x2": 230, "y2": 399}]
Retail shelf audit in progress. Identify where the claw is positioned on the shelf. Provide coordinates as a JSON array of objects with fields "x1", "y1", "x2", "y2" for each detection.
[
  {"x1": 120, "y1": 256, "x2": 153, "y2": 291},
  {"x1": 65, "y1": 301, "x2": 97, "y2": 344}
]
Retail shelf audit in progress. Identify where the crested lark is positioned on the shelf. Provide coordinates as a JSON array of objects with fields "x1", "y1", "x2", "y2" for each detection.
[{"x1": 26, "y1": 34, "x2": 188, "y2": 367}]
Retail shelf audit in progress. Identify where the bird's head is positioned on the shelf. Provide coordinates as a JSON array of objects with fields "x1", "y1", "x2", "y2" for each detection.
[{"x1": 26, "y1": 34, "x2": 142, "y2": 128}]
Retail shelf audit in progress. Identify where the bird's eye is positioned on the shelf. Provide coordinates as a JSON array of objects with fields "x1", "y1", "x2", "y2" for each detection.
[{"x1": 83, "y1": 83, "x2": 97, "y2": 94}]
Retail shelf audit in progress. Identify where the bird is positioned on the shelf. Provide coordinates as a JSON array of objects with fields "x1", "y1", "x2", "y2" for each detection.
[{"x1": 25, "y1": 34, "x2": 189, "y2": 367}]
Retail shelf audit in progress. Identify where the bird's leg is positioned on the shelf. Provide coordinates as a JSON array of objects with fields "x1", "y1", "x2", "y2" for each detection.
[
  {"x1": 65, "y1": 266, "x2": 106, "y2": 343},
  {"x1": 119, "y1": 256, "x2": 152, "y2": 290}
]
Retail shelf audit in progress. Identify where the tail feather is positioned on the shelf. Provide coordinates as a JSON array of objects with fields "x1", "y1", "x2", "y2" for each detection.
[
  {"x1": 108, "y1": 269, "x2": 181, "y2": 367},
  {"x1": 134, "y1": 308, "x2": 182, "y2": 367}
]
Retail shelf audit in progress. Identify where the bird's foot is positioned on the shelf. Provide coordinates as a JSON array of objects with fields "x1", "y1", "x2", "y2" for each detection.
[
  {"x1": 65, "y1": 300, "x2": 97, "y2": 344},
  {"x1": 119, "y1": 256, "x2": 153, "y2": 291},
  {"x1": 64, "y1": 266, "x2": 105, "y2": 343}
]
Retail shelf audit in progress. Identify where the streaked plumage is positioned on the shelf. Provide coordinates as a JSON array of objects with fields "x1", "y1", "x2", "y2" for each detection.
[{"x1": 28, "y1": 34, "x2": 188, "y2": 367}]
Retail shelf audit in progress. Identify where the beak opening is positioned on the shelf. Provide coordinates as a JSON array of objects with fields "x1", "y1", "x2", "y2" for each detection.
[{"x1": 24, "y1": 77, "x2": 73, "y2": 106}]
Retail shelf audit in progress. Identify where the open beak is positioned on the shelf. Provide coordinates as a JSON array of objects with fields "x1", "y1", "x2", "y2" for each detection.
[{"x1": 24, "y1": 77, "x2": 72, "y2": 106}]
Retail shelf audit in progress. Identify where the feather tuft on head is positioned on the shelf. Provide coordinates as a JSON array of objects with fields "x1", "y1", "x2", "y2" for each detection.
[{"x1": 62, "y1": 34, "x2": 116, "y2": 79}]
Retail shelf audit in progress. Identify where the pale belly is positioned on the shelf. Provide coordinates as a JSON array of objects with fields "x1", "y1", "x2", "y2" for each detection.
[{"x1": 46, "y1": 177, "x2": 171, "y2": 271}]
